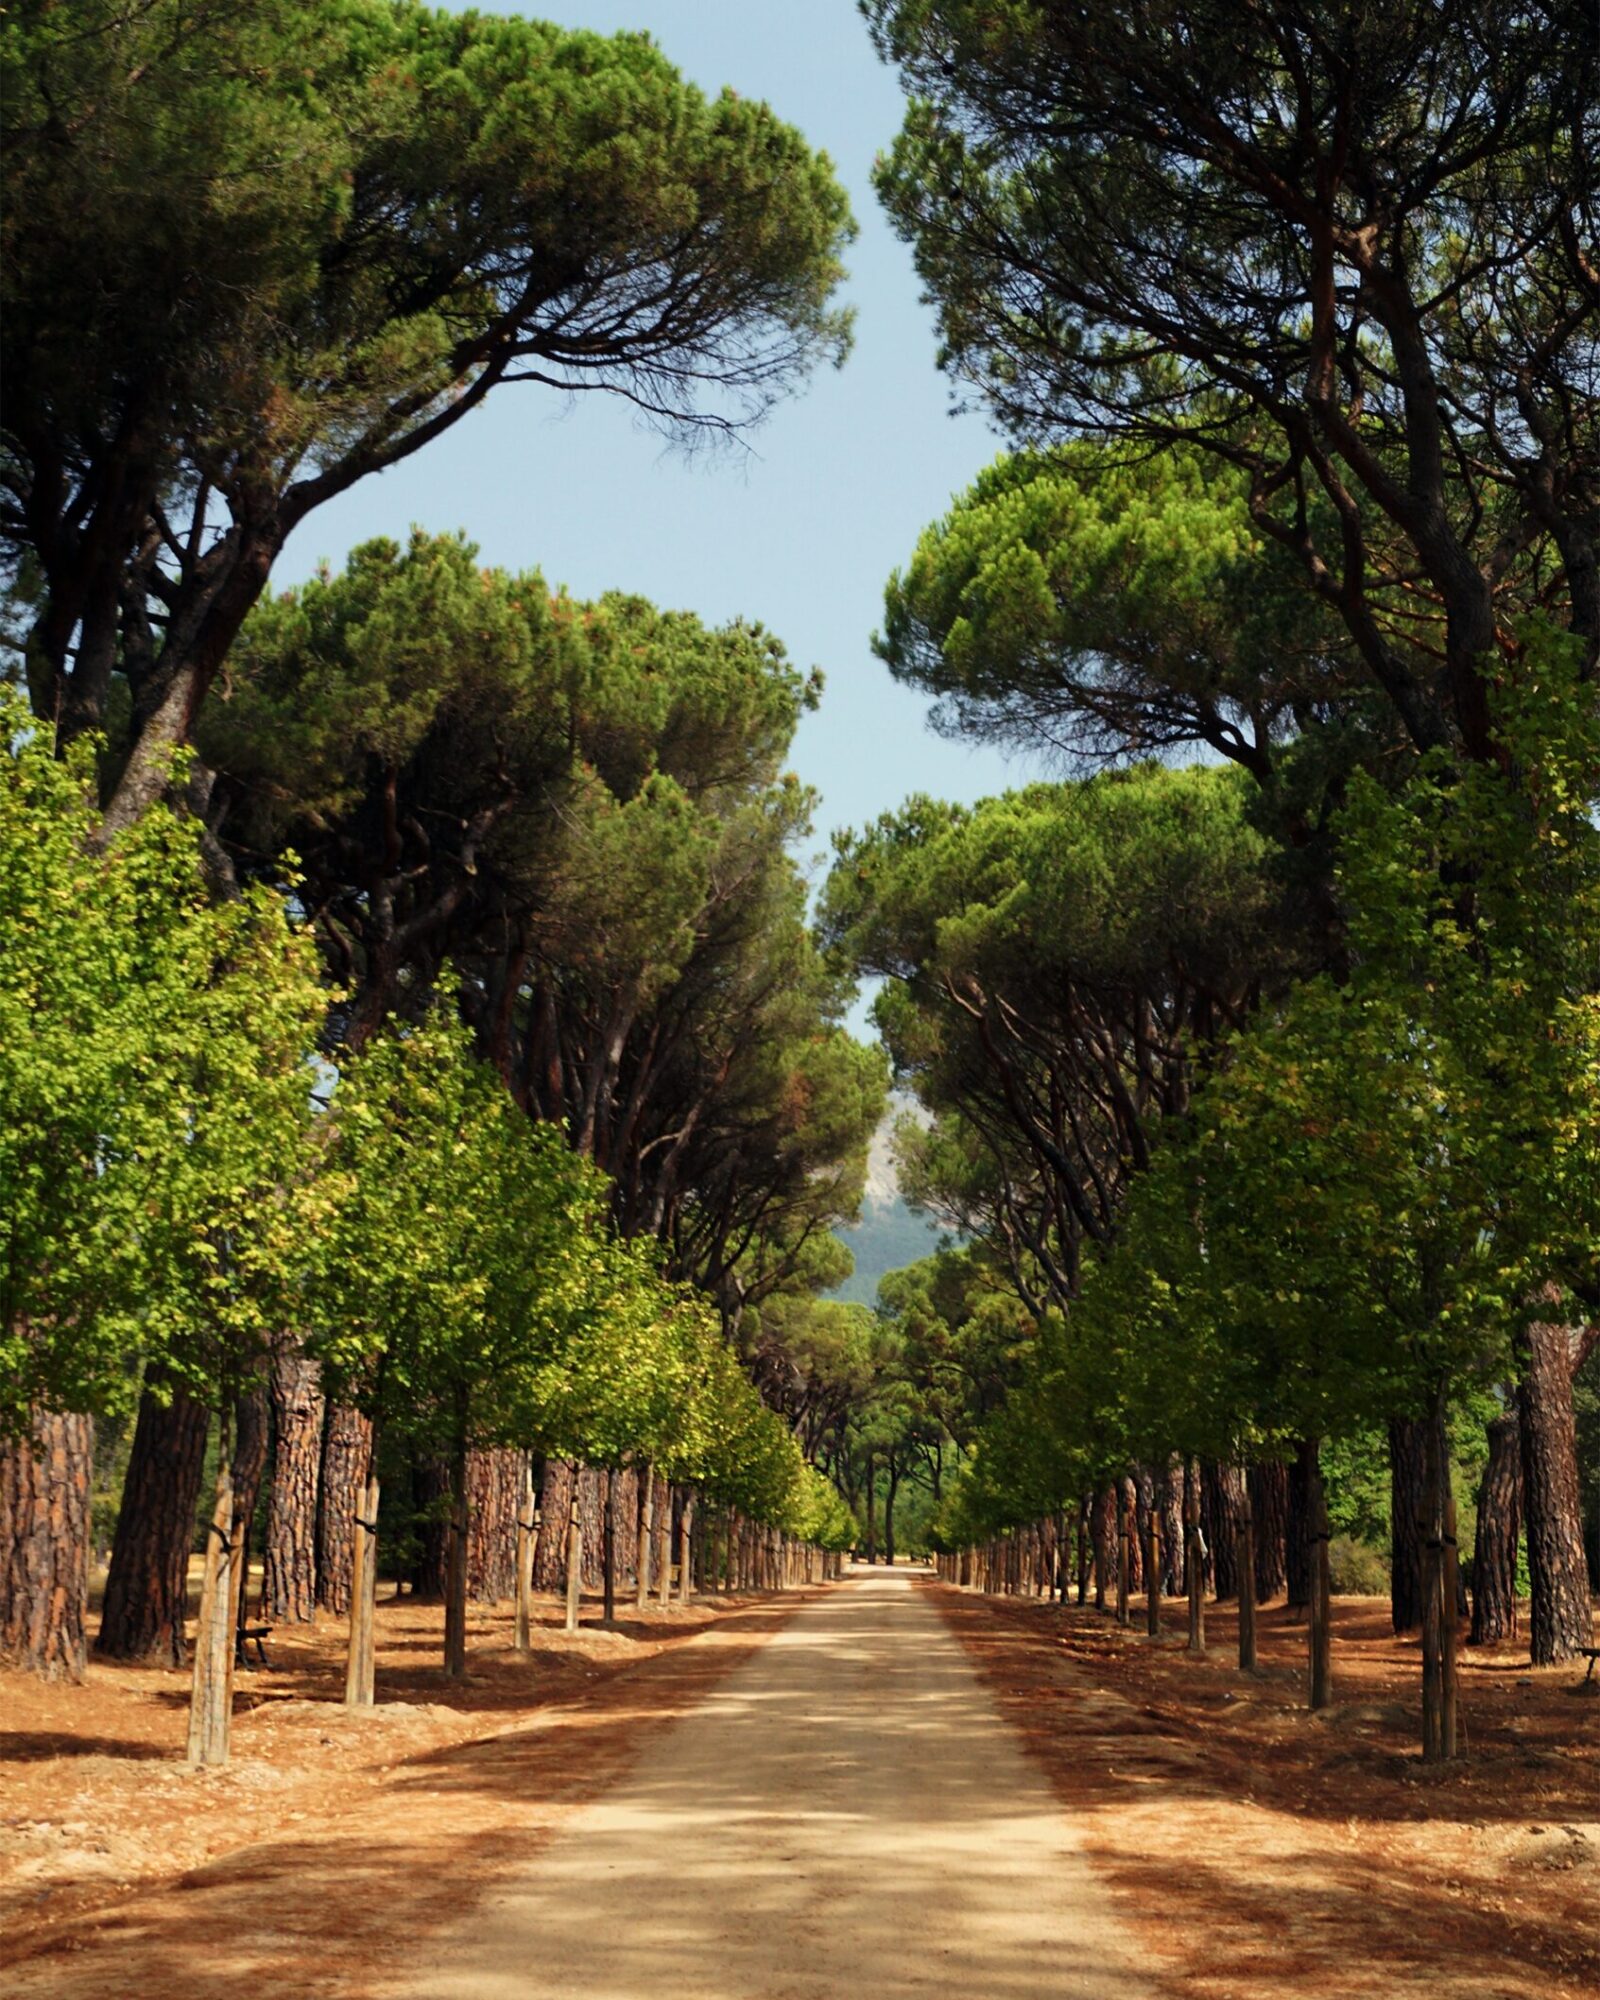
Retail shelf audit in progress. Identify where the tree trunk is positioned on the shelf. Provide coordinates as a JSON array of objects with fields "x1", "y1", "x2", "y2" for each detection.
[
  {"x1": 465, "y1": 1446, "x2": 519, "y2": 1603},
  {"x1": 1162, "y1": 1458, "x2": 1185, "y2": 1597},
  {"x1": 229, "y1": 1382, "x2": 270, "y2": 1666},
  {"x1": 1388, "y1": 1415, "x2": 1427, "y2": 1635},
  {"x1": 1518, "y1": 1314, "x2": 1594, "y2": 1666},
  {"x1": 656, "y1": 1480, "x2": 673, "y2": 1607},
  {"x1": 1092, "y1": 1485, "x2": 1114, "y2": 1612},
  {"x1": 1072, "y1": 1504, "x2": 1088, "y2": 1608},
  {"x1": 344, "y1": 1447, "x2": 380, "y2": 1708},
  {"x1": 678, "y1": 1492, "x2": 695, "y2": 1604},
  {"x1": 1303, "y1": 1439, "x2": 1333, "y2": 1710},
  {"x1": 535, "y1": 1459, "x2": 574, "y2": 1594},
  {"x1": 1285, "y1": 1448, "x2": 1311, "y2": 1615},
  {"x1": 884, "y1": 1457, "x2": 899, "y2": 1568},
  {"x1": 1115, "y1": 1486, "x2": 1131, "y2": 1626},
  {"x1": 98, "y1": 1374, "x2": 209, "y2": 1664},
  {"x1": 1145, "y1": 1504, "x2": 1161, "y2": 1637},
  {"x1": 601, "y1": 1469, "x2": 618, "y2": 1626},
  {"x1": 1250, "y1": 1461, "x2": 1289, "y2": 1603},
  {"x1": 577, "y1": 1465, "x2": 605, "y2": 1593},
  {"x1": 514, "y1": 1458, "x2": 540, "y2": 1654},
  {"x1": 1237, "y1": 1488, "x2": 1257, "y2": 1673},
  {"x1": 564, "y1": 1482, "x2": 583, "y2": 1633},
  {"x1": 1184, "y1": 1457, "x2": 1204, "y2": 1655},
  {"x1": 317, "y1": 1402, "x2": 373, "y2": 1615},
  {"x1": 263, "y1": 1349, "x2": 323, "y2": 1624},
  {"x1": 0, "y1": 1410, "x2": 93, "y2": 1679},
  {"x1": 864, "y1": 1452, "x2": 877, "y2": 1563},
  {"x1": 1469, "y1": 1410, "x2": 1521, "y2": 1647},
  {"x1": 1202, "y1": 1461, "x2": 1244, "y2": 1600},
  {"x1": 443, "y1": 1432, "x2": 469, "y2": 1679},
  {"x1": 1420, "y1": 1391, "x2": 1460, "y2": 1760},
  {"x1": 186, "y1": 1450, "x2": 237, "y2": 1768},
  {"x1": 635, "y1": 1465, "x2": 655, "y2": 1609}
]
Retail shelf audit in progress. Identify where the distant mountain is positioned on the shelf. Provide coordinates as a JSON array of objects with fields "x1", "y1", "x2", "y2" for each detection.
[
  {"x1": 828, "y1": 1192, "x2": 945, "y2": 1307},
  {"x1": 827, "y1": 1105, "x2": 947, "y2": 1306}
]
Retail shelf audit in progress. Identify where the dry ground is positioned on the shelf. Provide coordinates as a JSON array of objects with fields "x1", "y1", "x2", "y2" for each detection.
[
  {"x1": 1, "y1": 1580, "x2": 801, "y2": 1998},
  {"x1": 2, "y1": 1570, "x2": 1595, "y2": 1999},
  {"x1": 929, "y1": 1578, "x2": 1600, "y2": 2000}
]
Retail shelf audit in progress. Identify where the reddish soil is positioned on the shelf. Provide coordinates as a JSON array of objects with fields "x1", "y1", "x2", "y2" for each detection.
[
  {"x1": 1, "y1": 1583, "x2": 802, "y2": 1999},
  {"x1": 927, "y1": 1579, "x2": 1600, "y2": 2000}
]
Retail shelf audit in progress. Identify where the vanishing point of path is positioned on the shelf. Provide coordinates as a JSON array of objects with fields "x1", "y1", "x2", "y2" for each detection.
[{"x1": 397, "y1": 1568, "x2": 1154, "y2": 2000}]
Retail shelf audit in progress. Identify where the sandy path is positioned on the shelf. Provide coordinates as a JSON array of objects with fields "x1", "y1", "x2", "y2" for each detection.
[{"x1": 393, "y1": 1567, "x2": 1153, "y2": 2000}]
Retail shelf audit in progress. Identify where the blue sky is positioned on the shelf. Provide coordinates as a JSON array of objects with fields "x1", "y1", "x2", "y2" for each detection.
[{"x1": 275, "y1": 0, "x2": 1035, "y2": 903}]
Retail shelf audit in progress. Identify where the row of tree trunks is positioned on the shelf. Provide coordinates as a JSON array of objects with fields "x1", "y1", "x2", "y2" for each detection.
[{"x1": 0, "y1": 1411, "x2": 94, "y2": 1680}]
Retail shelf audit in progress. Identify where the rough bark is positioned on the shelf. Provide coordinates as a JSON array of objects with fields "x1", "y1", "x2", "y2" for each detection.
[
  {"x1": 98, "y1": 1375, "x2": 209, "y2": 1664},
  {"x1": 0, "y1": 1410, "x2": 94, "y2": 1679},
  {"x1": 262, "y1": 1350, "x2": 323, "y2": 1624},
  {"x1": 1388, "y1": 1416, "x2": 1427, "y2": 1635},
  {"x1": 1202, "y1": 1462, "x2": 1245, "y2": 1601},
  {"x1": 1518, "y1": 1315, "x2": 1595, "y2": 1665},
  {"x1": 1250, "y1": 1461, "x2": 1289, "y2": 1603},
  {"x1": 1091, "y1": 1485, "x2": 1114, "y2": 1611},
  {"x1": 465, "y1": 1446, "x2": 520, "y2": 1603},
  {"x1": 317, "y1": 1402, "x2": 373, "y2": 1615},
  {"x1": 534, "y1": 1459, "x2": 574, "y2": 1592},
  {"x1": 187, "y1": 1451, "x2": 238, "y2": 1768},
  {"x1": 1161, "y1": 1459, "x2": 1184, "y2": 1596},
  {"x1": 1184, "y1": 1457, "x2": 1205, "y2": 1655},
  {"x1": 1469, "y1": 1410, "x2": 1522, "y2": 1647}
]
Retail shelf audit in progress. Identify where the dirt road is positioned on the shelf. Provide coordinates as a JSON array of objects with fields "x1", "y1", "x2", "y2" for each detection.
[{"x1": 393, "y1": 1566, "x2": 1153, "y2": 2000}]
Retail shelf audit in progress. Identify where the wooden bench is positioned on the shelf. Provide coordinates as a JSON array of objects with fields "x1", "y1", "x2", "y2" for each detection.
[{"x1": 236, "y1": 1624, "x2": 272, "y2": 1670}]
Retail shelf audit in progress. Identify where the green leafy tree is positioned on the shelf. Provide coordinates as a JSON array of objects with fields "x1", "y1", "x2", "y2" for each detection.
[
  {"x1": 0, "y1": 690, "x2": 324, "y2": 1680},
  {"x1": 3, "y1": 0, "x2": 854, "y2": 828},
  {"x1": 205, "y1": 534, "x2": 888, "y2": 1307},
  {"x1": 867, "y1": 0, "x2": 1599, "y2": 755}
]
